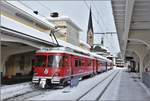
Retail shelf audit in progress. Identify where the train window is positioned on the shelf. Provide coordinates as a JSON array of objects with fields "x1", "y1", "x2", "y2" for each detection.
[
  {"x1": 59, "y1": 56, "x2": 69, "y2": 67},
  {"x1": 81, "y1": 59, "x2": 85, "y2": 66},
  {"x1": 48, "y1": 55, "x2": 62, "y2": 68},
  {"x1": 74, "y1": 58, "x2": 84, "y2": 67},
  {"x1": 87, "y1": 60, "x2": 92, "y2": 66},
  {"x1": 75, "y1": 59, "x2": 78, "y2": 67},
  {"x1": 33, "y1": 55, "x2": 46, "y2": 67},
  {"x1": 79, "y1": 59, "x2": 82, "y2": 67}
]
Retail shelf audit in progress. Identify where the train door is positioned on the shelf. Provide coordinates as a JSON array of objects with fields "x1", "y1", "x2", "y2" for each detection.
[
  {"x1": 71, "y1": 56, "x2": 79, "y2": 77},
  {"x1": 106, "y1": 62, "x2": 108, "y2": 71},
  {"x1": 93, "y1": 59, "x2": 96, "y2": 74},
  {"x1": 97, "y1": 60, "x2": 101, "y2": 73},
  {"x1": 71, "y1": 55, "x2": 74, "y2": 77},
  {"x1": 64, "y1": 54, "x2": 71, "y2": 77},
  {"x1": 93, "y1": 59, "x2": 95, "y2": 74}
]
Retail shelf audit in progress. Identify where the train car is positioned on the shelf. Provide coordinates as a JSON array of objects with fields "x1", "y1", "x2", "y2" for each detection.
[
  {"x1": 32, "y1": 47, "x2": 95, "y2": 88},
  {"x1": 32, "y1": 47, "x2": 113, "y2": 88},
  {"x1": 106, "y1": 59, "x2": 113, "y2": 70},
  {"x1": 92, "y1": 53, "x2": 110, "y2": 73}
]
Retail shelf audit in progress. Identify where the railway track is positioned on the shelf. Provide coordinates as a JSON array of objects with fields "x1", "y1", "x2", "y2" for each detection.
[
  {"x1": 5, "y1": 70, "x2": 120, "y2": 101},
  {"x1": 76, "y1": 70, "x2": 120, "y2": 101},
  {"x1": 5, "y1": 89, "x2": 41, "y2": 101},
  {"x1": 5, "y1": 83, "x2": 70, "y2": 101}
]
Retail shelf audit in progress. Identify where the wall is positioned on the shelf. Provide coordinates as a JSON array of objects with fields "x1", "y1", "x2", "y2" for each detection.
[
  {"x1": 67, "y1": 22, "x2": 79, "y2": 46},
  {"x1": 51, "y1": 20, "x2": 80, "y2": 46},
  {"x1": 1, "y1": 10, "x2": 49, "y2": 33},
  {"x1": 52, "y1": 21, "x2": 67, "y2": 41},
  {"x1": 143, "y1": 50, "x2": 150, "y2": 71},
  {"x1": 4, "y1": 52, "x2": 34, "y2": 77}
]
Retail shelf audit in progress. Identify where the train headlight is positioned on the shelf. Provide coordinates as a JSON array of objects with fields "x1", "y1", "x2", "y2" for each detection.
[
  {"x1": 44, "y1": 68, "x2": 49, "y2": 74},
  {"x1": 34, "y1": 72, "x2": 38, "y2": 75}
]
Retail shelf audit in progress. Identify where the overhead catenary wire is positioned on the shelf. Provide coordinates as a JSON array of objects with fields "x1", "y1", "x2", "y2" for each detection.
[
  {"x1": 91, "y1": 0, "x2": 116, "y2": 51},
  {"x1": 18, "y1": 1, "x2": 46, "y2": 18},
  {"x1": 83, "y1": 0, "x2": 105, "y2": 33},
  {"x1": 91, "y1": 0, "x2": 107, "y2": 32},
  {"x1": 19, "y1": 1, "x2": 60, "y2": 46},
  {"x1": 18, "y1": 1, "x2": 34, "y2": 11},
  {"x1": 91, "y1": 0, "x2": 108, "y2": 46},
  {"x1": 37, "y1": 1, "x2": 52, "y2": 13},
  {"x1": 84, "y1": 0, "x2": 106, "y2": 46}
]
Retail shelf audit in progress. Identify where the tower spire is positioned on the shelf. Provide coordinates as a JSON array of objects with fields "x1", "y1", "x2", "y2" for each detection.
[{"x1": 87, "y1": 7, "x2": 94, "y2": 51}]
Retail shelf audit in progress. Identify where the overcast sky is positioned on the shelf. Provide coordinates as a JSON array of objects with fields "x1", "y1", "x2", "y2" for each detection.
[{"x1": 20, "y1": 0, "x2": 120, "y2": 55}]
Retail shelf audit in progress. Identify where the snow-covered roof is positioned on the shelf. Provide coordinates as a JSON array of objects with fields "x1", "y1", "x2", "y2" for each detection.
[
  {"x1": 1, "y1": 14, "x2": 89, "y2": 54},
  {"x1": 3, "y1": 1, "x2": 55, "y2": 29},
  {"x1": 1, "y1": 1, "x2": 111, "y2": 63},
  {"x1": 47, "y1": 16, "x2": 82, "y2": 31},
  {"x1": 1, "y1": 13, "x2": 111, "y2": 63},
  {"x1": 80, "y1": 40, "x2": 91, "y2": 48}
]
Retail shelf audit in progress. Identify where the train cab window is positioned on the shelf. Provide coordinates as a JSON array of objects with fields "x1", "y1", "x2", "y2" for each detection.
[
  {"x1": 33, "y1": 55, "x2": 47, "y2": 67},
  {"x1": 48, "y1": 55, "x2": 62, "y2": 68},
  {"x1": 48, "y1": 55, "x2": 69, "y2": 68}
]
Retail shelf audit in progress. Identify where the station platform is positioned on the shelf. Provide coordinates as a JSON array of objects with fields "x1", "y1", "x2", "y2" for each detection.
[{"x1": 100, "y1": 68, "x2": 150, "y2": 100}]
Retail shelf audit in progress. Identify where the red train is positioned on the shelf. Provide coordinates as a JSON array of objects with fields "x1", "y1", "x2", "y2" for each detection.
[{"x1": 32, "y1": 47, "x2": 113, "y2": 88}]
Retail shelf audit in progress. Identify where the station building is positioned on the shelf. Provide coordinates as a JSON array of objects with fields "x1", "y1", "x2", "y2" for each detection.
[
  {"x1": 1, "y1": 1, "x2": 89, "y2": 84},
  {"x1": 1, "y1": 1, "x2": 56, "y2": 82},
  {"x1": 112, "y1": 0, "x2": 150, "y2": 88}
]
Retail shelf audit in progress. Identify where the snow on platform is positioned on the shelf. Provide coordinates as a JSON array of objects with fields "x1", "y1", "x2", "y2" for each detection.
[
  {"x1": 1, "y1": 82, "x2": 33, "y2": 100},
  {"x1": 4, "y1": 68, "x2": 150, "y2": 101},
  {"x1": 100, "y1": 68, "x2": 150, "y2": 100},
  {"x1": 27, "y1": 68, "x2": 150, "y2": 101},
  {"x1": 27, "y1": 69, "x2": 116, "y2": 100}
]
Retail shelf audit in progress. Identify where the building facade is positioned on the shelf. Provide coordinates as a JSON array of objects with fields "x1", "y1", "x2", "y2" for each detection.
[
  {"x1": 47, "y1": 16, "x2": 82, "y2": 46},
  {"x1": 1, "y1": 1, "x2": 57, "y2": 80},
  {"x1": 1, "y1": 1, "x2": 89, "y2": 84}
]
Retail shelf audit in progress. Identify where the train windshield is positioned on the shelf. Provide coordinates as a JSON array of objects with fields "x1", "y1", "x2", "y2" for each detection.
[
  {"x1": 33, "y1": 55, "x2": 47, "y2": 67},
  {"x1": 48, "y1": 55, "x2": 68, "y2": 68}
]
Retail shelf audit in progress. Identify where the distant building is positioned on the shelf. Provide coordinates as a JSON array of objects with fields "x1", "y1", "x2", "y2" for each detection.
[
  {"x1": 116, "y1": 58, "x2": 125, "y2": 67},
  {"x1": 1, "y1": 1, "x2": 61, "y2": 80},
  {"x1": 92, "y1": 45, "x2": 116, "y2": 65},
  {"x1": 47, "y1": 16, "x2": 82, "y2": 46},
  {"x1": 1, "y1": 1, "x2": 89, "y2": 83},
  {"x1": 93, "y1": 45, "x2": 110, "y2": 57},
  {"x1": 79, "y1": 40, "x2": 91, "y2": 51}
]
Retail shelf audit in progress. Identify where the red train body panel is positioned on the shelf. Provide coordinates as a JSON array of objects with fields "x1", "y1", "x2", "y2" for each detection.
[{"x1": 32, "y1": 47, "x2": 113, "y2": 88}]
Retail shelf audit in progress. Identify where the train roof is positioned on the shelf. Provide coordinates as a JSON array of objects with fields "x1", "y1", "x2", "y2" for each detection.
[
  {"x1": 37, "y1": 47, "x2": 94, "y2": 59},
  {"x1": 37, "y1": 47, "x2": 112, "y2": 62},
  {"x1": 91, "y1": 53, "x2": 112, "y2": 62}
]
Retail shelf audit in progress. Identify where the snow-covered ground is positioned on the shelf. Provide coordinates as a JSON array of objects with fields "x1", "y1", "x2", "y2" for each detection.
[
  {"x1": 1, "y1": 82, "x2": 33, "y2": 100},
  {"x1": 27, "y1": 69, "x2": 118, "y2": 100},
  {"x1": 5, "y1": 67, "x2": 150, "y2": 101}
]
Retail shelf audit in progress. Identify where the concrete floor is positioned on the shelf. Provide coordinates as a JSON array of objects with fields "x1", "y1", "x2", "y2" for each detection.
[{"x1": 101, "y1": 68, "x2": 150, "y2": 100}]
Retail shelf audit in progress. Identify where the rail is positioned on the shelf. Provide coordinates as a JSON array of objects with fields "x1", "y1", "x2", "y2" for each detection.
[{"x1": 76, "y1": 70, "x2": 120, "y2": 101}]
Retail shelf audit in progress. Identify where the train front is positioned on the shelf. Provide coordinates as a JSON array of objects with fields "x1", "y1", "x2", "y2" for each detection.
[{"x1": 32, "y1": 52, "x2": 70, "y2": 88}]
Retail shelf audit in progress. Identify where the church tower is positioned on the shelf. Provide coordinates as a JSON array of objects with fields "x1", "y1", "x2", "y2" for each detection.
[{"x1": 87, "y1": 8, "x2": 94, "y2": 50}]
